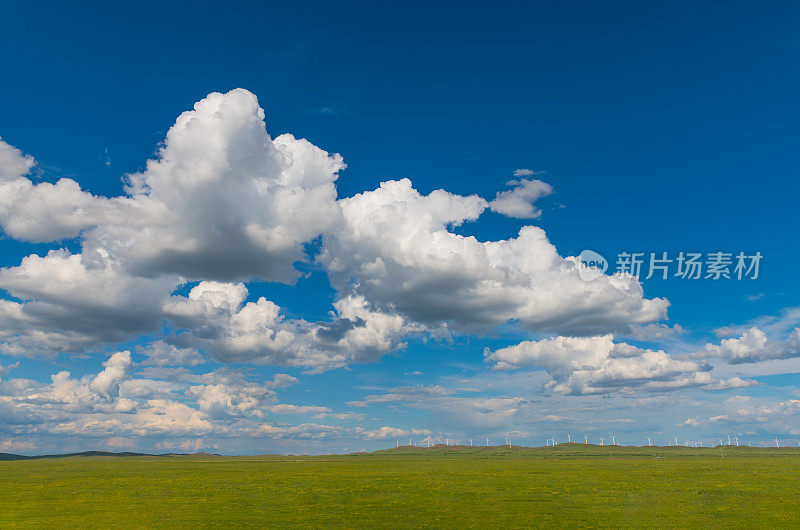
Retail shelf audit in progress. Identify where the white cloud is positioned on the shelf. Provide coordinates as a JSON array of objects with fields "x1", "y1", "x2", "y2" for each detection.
[
  {"x1": 102, "y1": 90, "x2": 344, "y2": 283},
  {"x1": 139, "y1": 341, "x2": 205, "y2": 367},
  {"x1": 488, "y1": 178, "x2": 552, "y2": 218},
  {"x1": 164, "y1": 281, "x2": 416, "y2": 371},
  {"x1": 628, "y1": 323, "x2": 685, "y2": 341},
  {"x1": 0, "y1": 354, "x2": 353, "y2": 442},
  {"x1": 320, "y1": 178, "x2": 667, "y2": 336},
  {"x1": 485, "y1": 335, "x2": 754, "y2": 395},
  {"x1": 512, "y1": 168, "x2": 535, "y2": 177},
  {"x1": 0, "y1": 138, "x2": 34, "y2": 181},
  {"x1": 0, "y1": 438, "x2": 35, "y2": 453},
  {"x1": 268, "y1": 404, "x2": 332, "y2": 416},
  {"x1": 0, "y1": 175, "x2": 121, "y2": 242},
  {"x1": 249, "y1": 422, "x2": 344, "y2": 440},
  {"x1": 702, "y1": 327, "x2": 800, "y2": 364},
  {"x1": 680, "y1": 396, "x2": 800, "y2": 435},
  {"x1": 89, "y1": 351, "x2": 134, "y2": 400},
  {"x1": 349, "y1": 385, "x2": 524, "y2": 428},
  {"x1": 363, "y1": 426, "x2": 432, "y2": 440},
  {"x1": 0, "y1": 361, "x2": 19, "y2": 377},
  {"x1": 0, "y1": 91, "x2": 345, "y2": 282},
  {"x1": 0, "y1": 250, "x2": 176, "y2": 357},
  {"x1": 0, "y1": 89, "x2": 347, "y2": 361}
]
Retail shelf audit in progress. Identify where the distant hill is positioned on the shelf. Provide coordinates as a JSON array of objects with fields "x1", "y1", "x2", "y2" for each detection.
[{"x1": 0, "y1": 451, "x2": 221, "y2": 461}]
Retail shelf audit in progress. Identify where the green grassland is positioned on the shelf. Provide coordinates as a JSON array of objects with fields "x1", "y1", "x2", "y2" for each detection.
[{"x1": 2, "y1": 444, "x2": 800, "y2": 528}]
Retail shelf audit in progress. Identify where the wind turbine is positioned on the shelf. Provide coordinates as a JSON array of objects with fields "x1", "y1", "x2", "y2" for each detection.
[
  {"x1": 584, "y1": 434, "x2": 588, "y2": 444},
  {"x1": 734, "y1": 436, "x2": 739, "y2": 447},
  {"x1": 673, "y1": 436, "x2": 679, "y2": 446},
  {"x1": 611, "y1": 435, "x2": 616, "y2": 446},
  {"x1": 600, "y1": 436, "x2": 604, "y2": 446},
  {"x1": 776, "y1": 437, "x2": 780, "y2": 448},
  {"x1": 567, "y1": 434, "x2": 571, "y2": 443},
  {"x1": 470, "y1": 438, "x2": 473, "y2": 446},
  {"x1": 486, "y1": 437, "x2": 489, "y2": 446},
  {"x1": 727, "y1": 435, "x2": 731, "y2": 446},
  {"x1": 647, "y1": 436, "x2": 652, "y2": 447}
]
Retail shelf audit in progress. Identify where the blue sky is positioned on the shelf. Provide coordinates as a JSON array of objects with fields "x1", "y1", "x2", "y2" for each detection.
[{"x1": 0, "y1": 1, "x2": 799, "y2": 454}]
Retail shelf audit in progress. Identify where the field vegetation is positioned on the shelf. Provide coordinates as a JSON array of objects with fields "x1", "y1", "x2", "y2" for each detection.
[{"x1": 2, "y1": 444, "x2": 799, "y2": 528}]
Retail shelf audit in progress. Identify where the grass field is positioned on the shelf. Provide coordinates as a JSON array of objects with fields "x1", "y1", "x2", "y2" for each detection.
[{"x1": 2, "y1": 444, "x2": 799, "y2": 528}]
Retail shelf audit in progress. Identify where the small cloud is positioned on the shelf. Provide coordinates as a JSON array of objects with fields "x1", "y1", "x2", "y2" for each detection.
[
  {"x1": 629, "y1": 323, "x2": 686, "y2": 341},
  {"x1": 512, "y1": 168, "x2": 536, "y2": 177},
  {"x1": 0, "y1": 439, "x2": 35, "y2": 453},
  {"x1": 489, "y1": 178, "x2": 553, "y2": 219},
  {"x1": 103, "y1": 437, "x2": 136, "y2": 450},
  {"x1": 746, "y1": 293, "x2": 765, "y2": 302},
  {"x1": 0, "y1": 361, "x2": 20, "y2": 377}
]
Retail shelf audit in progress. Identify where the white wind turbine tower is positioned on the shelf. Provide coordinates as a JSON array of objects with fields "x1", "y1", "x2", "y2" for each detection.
[
  {"x1": 647, "y1": 436, "x2": 652, "y2": 447},
  {"x1": 727, "y1": 435, "x2": 731, "y2": 446},
  {"x1": 600, "y1": 435, "x2": 604, "y2": 446},
  {"x1": 470, "y1": 438, "x2": 473, "y2": 446},
  {"x1": 734, "y1": 436, "x2": 739, "y2": 447},
  {"x1": 775, "y1": 437, "x2": 780, "y2": 448},
  {"x1": 673, "y1": 436, "x2": 679, "y2": 446},
  {"x1": 486, "y1": 437, "x2": 489, "y2": 446},
  {"x1": 567, "y1": 434, "x2": 571, "y2": 443},
  {"x1": 611, "y1": 435, "x2": 616, "y2": 446},
  {"x1": 584, "y1": 434, "x2": 588, "y2": 444}
]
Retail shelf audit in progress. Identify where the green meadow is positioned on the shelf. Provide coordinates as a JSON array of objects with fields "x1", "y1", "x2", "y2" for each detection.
[{"x1": 2, "y1": 445, "x2": 799, "y2": 528}]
